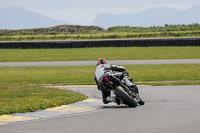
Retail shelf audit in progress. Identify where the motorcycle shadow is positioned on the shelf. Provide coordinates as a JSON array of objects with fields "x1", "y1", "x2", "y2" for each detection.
[{"x1": 102, "y1": 105, "x2": 134, "y2": 109}]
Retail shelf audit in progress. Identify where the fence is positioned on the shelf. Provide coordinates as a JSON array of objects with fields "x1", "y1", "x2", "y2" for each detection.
[
  {"x1": 0, "y1": 24, "x2": 200, "y2": 40},
  {"x1": 0, "y1": 37, "x2": 199, "y2": 48}
]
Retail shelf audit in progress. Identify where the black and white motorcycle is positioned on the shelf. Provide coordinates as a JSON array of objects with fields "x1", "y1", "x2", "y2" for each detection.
[{"x1": 103, "y1": 74, "x2": 145, "y2": 107}]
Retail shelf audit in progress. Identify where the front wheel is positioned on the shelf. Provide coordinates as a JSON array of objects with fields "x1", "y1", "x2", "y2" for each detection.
[
  {"x1": 138, "y1": 99, "x2": 145, "y2": 105},
  {"x1": 114, "y1": 86, "x2": 137, "y2": 107}
]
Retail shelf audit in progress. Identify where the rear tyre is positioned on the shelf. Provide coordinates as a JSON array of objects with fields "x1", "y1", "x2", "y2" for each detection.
[{"x1": 114, "y1": 86, "x2": 137, "y2": 107}]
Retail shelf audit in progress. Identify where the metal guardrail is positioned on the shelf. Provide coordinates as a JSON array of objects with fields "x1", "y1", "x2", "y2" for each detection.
[{"x1": 0, "y1": 37, "x2": 199, "y2": 48}]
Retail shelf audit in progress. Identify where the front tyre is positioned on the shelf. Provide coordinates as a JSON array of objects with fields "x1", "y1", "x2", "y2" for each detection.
[
  {"x1": 114, "y1": 86, "x2": 137, "y2": 107},
  {"x1": 138, "y1": 98, "x2": 145, "y2": 105}
]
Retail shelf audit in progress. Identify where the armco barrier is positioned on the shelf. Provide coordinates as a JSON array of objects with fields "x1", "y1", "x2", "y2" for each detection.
[{"x1": 0, "y1": 37, "x2": 200, "y2": 48}]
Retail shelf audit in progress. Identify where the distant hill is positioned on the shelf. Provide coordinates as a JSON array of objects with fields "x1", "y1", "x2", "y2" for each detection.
[
  {"x1": 0, "y1": 7, "x2": 70, "y2": 29},
  {"x1": 92, "y1": 5, "x2": 200, "y2": 28},
  {"x1": 20, "y1": 25, "x2": 103, "y2": 34},
  {"x1": 0, "y1": 24, "x2": 103, "y2": 36},
  {"x1": 46, "y1": 25, "x2": 102, "y2": 33}
]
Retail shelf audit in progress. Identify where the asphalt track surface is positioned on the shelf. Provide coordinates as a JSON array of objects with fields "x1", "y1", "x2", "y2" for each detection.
[
  {"x1": 0, "y1": 85, "x2": 200, "y2": 133},
  {"x1": 0, "y1": 59, "x2": 200, "y2": 66}
]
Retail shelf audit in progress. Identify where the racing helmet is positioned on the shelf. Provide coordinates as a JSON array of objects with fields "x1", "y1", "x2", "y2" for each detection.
[{"x1": 97, "y1": 58, "x2": 107, "y2": 66}]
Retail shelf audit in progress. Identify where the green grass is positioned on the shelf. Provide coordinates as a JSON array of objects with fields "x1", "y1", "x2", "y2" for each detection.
[
  {"x1": 0, "y1": 64, "x2": 199, "y2": 85},
  {"x1": 1, "y1": 23, "x2": 200, "y2": 41},
  {"x1": 0, "y1": 83, "x2": 87, "y2": 115},
  {"x1": 0, "y1": 63, "x2": 199, "y2": 115},
  {"x1": 0, "y1": 31, "x2": 200, "y2": 41},
  {"x1": 1, "y1": 30, "x2": 200, "y2": 41},
  {"x1": 0, "y1": 47, "x2": 200, "y2": 62}
]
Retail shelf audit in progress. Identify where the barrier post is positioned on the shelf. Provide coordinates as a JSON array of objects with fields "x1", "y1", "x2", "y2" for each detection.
[
  {"x1": 90, "y1": 28, "x2": 93, "y2": 38},
  {"x1": 32, "y1": 31, "x2": 34, "y2": 38},
  {"x1": 78, "y1": 28, "x2": 80, "y2": 39},
  {"x1": 102, "y1": 27, "x2": 104, "y2": 38},
  {"x1": 127, "y1": 27, "x2": 129, "y2": 37},
  {"x1": 192, "y1": 23, "x2": 195, "y2": 36},
  {"x1": 20, "y1": 30, "x2": 22, "y2": 39},
  {"x1": 140, "y1": 26, "x2": 143, "y2": 34},
  {"x1": 165, "y1": 24, "x2": 168, "y2": 36},
  {"x1": 43, "y1": 31, "x2": 45, "y2": 39},
  {"x1": 66, "y1": 28, "x2": 68, "y2": 37}
]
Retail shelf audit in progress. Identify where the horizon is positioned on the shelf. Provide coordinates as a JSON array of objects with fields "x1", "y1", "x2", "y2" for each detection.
[
  {"x1": 1, "y1": 0, "x2": 200, "y2": 25},
  {"x1": 1, "y1": 0, "x2": 200, "y2": 29}
]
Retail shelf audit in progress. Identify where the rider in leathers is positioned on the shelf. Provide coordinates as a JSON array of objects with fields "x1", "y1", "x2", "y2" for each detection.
[{"x1": 94, "y1": 58, "x2": 138, "y2": 105}]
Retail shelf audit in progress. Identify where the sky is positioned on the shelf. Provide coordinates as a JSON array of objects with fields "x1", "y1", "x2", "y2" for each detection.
[{"x1": 1, "y1": 0, "x2": 200, "y2": 25}]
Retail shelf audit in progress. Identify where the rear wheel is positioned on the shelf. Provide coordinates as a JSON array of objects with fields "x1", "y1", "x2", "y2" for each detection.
[{"x1": 114, "y1": 86, "x2": 137, "y2": 107}]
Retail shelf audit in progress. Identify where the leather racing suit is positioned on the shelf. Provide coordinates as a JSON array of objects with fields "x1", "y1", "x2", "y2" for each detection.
[{"x1": 94, "y1": 64, "x2": 132, "y2": 104}]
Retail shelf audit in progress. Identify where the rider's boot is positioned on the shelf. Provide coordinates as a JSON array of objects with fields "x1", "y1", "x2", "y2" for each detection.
[
  {"x1": 105, "y1": 96, "x2": 121, "y2": 105},
  {"x1": 122, "y1": 76, "x2": 134, "y2": 87}
]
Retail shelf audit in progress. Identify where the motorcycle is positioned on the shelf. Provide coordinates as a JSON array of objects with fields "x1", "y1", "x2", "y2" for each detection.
[{"x1": 103, "y1": 74, "x2": 145, "y2": 107}]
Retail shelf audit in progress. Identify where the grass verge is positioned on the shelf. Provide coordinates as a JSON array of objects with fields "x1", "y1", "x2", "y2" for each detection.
[
  {"x1": 0, "y1": 47, "x2": 200, "y2": 62},
  {"x1": 0, "y1": 83, "x2": 87, "y2": 115},
  {"x1": 0, "y1": 30, "x2": 200, "y2": 41},
  {"x1": 0, "y1": 64, "x2": 199, "y2": 85}
]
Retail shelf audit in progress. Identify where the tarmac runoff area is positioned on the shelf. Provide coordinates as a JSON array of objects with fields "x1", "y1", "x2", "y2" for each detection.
[{"x1": 0, "y1": 59, "x2": 200, "y2": 66}]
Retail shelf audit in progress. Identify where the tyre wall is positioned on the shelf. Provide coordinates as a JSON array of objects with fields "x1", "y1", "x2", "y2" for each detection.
[{"x1": 0, "y1": 37, "x2": 199, "y2": 48}]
